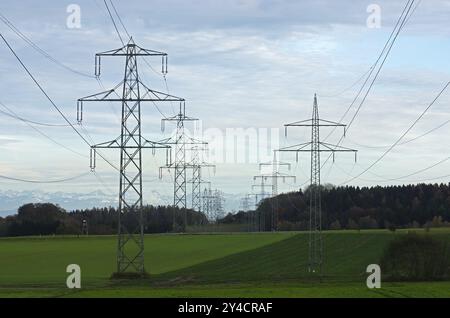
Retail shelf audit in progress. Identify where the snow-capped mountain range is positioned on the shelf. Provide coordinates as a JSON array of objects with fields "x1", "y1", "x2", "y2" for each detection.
[{"x1": 0, "y1": 190, "x2": 242, "y2": 217}]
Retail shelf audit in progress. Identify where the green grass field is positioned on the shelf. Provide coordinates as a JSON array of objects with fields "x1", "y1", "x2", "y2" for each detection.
[{"x1": 0, "y1": 229, "x2": 449, "y2": 298}]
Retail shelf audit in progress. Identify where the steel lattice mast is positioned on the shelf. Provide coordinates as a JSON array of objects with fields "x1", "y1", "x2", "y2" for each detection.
[
  {"x1": 251, "y1": 181, "x2": 272, "y2": 231},
  {"x1": 77, "y1": 38, "x2": 184, "y2": 275},
  {"x1": 240, "y1": 195, "x2": 253, "y2": 232},
  {"x1": 159, "y1": 105, "x2": 208, "y2": 231},
  {"x1": 202, "y1": 187, "x2": 215, "y2": 222},
  {"x1": 189, "y1": 145, "x2": 215, "y2": 213},
  {"x1": 278, "y1": 94, "x2": 357, "y2": 275},
  {"x1": 245, "y1": 192, "x2": 267, "y2": 232},
  {"x1": 256, "y1": 152, "x2": 296, "y2": 231},
  {"x1": 212, "y1": 189, "x2": 225, "y2": 221},
  {"x1": 191, "y1": 147, "x2": 202, "y2": 211}
]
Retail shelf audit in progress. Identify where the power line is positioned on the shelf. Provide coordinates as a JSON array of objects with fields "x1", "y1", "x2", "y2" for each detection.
[
  {"x1": 103, "y1": 0, "x2": 124, "y2": 46},
  {"x1": 340, "y1": 81, "x2": 450, "y2": 185},
  {"x1": 0, "y1": 101, "x2": 71, "y2": 127},
  {"x1": 321, "y1": 66, "x2": 374, "y2": 98},
  {"x1": 346, "y1": 0, "x2": 415, "y2": 132},
  {"x1": 0, "y1": 10, "x2": 127, "y2": 124},
  {"x1": 319, "y1": 0, "x2": 416, "y2": 181},
  {"x1": 333, "y1": 159, "x2": 450, "y2": 185},
  {"x1": 289, "y1": 1, "x2": 416, "y2": 189},
  {"x1": 323, "y1": 0, "x2": 415, "y2": 142},
  {"x1": 0, "y1": 172, "x2": 90, "y2": 184},
  {"x1": 0, "y1": 100, "x2": 88, "y2": 158},
  {"x1": 0, "y1": 11, "x2": 94, "y2": 79},
  {"x1": 0, "y1": 33, "x2": 119, "y2": 172},
  {"x1": 346, "y1": 119, "x2": 450, "y2": 149},
  {"x1": 109, "y1": 0, "x2": 130, "y2": 39}
]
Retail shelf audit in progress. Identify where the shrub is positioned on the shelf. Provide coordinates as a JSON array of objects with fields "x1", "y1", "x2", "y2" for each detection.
[{"x1": 381, "y1": 232, "x2": 450, "y2": 281}]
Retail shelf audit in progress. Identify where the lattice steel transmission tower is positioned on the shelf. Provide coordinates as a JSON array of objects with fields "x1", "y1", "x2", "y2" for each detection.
[
  {"x1": 240, "y1": 196, "x2": 251, "y2": 212},
  {"x1": 245, "y1": 192, "x2": 268, "y2": 232},
  {"x1": 278, "y1": 94, "x2": 357, "y2": 275},
  {"x1": 77, "y1": 38, "x2": 184, "y2": 275},
  {"x1": 251, "y1": 181, "x2": 272, "y2": 231},
  {"x1": 256, "y1": 152, "x2": 296, "y2": 231},
  {"x1": 189, "y1": 145, "x2": 215, "y2": 213},
  {"x1": 202, "y1": 187, "x2": 215, "y2": 222},
  {"x1": 202, "y1": 185, "x2": 214, "y2": 222},
  {"x1": 159, "y1": 105, "x2": 208, "y2": 231},
  {"x1": 211, "y1": 189, "x2": 225, "y2": 221},
  {"x1": 240, "y1": 195, "x2": 255, "y2": 232}
]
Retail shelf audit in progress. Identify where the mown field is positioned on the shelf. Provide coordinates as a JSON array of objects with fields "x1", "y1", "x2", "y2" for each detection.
[{"x1": 0, "y1": 229, "x2": 449, "y2": 298}]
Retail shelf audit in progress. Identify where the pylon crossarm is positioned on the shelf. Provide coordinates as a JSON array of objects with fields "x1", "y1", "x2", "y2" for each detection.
[
  {"x1": 319, "y1": 142, "x2": 357, "y2": 153},
  {"x1": 254, "y1": 173, "x2": 275, "y2": 179},
  {"x1": 139, "y1": 81, "x2": 185, "y2": 102},
  {"x1": 186, "y1": 144, "x2": 209, "y2": 153},
  {"x1": 273, "y1": 172, "x2": 297, "y2": 180},
  {"x1": 188, "y1": 136, "x2": 208, "y2": 144},
  {"x1": 284, "y1": 119, "x2": 312, "y2": 126},
  {"x1": 91, "y1": 138, "x2": 121, "y2": 149},
  {"x1": 142, "y1": 138, "x2": 171, "y2": 149},
  {"x1": 277, "y1": 142, "x2": 312, "y2": 152},
  {"x1": 252, "y1": 183, "x2": 272, "y2": 191},
  {"x1": 79, "y1": 84, "x2": 183, "y2": 104},
  {"x1": 91, "y1": 138, "x2": 170, "y2": 149},
  {"x1": 95, "y1": 41, "x2": 169, "y2": 77},
  {"x1": 259, "y1": 161, "x2": 291, "y2": 169},
  {"x1": 158, "y1": 136, "x2": 207, "y2": 146},
  {"x1": 199, "y1": 162, "x2": 216, "y2": 172},
  {"x1": 317, "y1": 119, "x2": 346, "y2": 127},
  {"x1": 163, "y1": 114, "x2": 198, "y2": 121},
  {"x1": 96, "y1": 45, "x2": 167, "y2": 57},
  {"x1": 78, "y1": 82, "x2": 124, "y2": 102}
]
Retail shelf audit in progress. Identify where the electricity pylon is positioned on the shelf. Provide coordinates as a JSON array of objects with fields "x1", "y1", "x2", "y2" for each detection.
[
  {"x1": 240, "y1": 195, "x2": 253, "y2": 232},
  {"x1": 256, "y1": 152, "x2": 296, "y2": 231},
  {"x1": 251, "y1": 182, "x2": 272, "y2": 231},
  {"x1": 212, "y1": 190, "x2": 226, "y2": 221},
  {"x1": 158, "y1": 105, "x2": 208, "y2": 232},
  {"x1": 189, "y1": 145, "x2": 215, "y2": 213},
  {"x1": 240, "y1": 196, "x2": 251, "y2": 211},
  {"x1": 77, "y1": 38, "x2": 184, "y2": 275},
  {"x1": 202, "y1": 187, "x2": 215, "y2": 222},
  {"x1": 246, "y1": 192, "x2": 267, "y2": 231},
  {"x1": 278, "y1": 94, "x2": 357, "y2": 275}
]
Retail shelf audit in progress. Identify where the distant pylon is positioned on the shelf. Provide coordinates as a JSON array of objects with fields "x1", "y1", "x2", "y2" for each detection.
[
  {"x1": 278, "y1": 94, "x2": 357, "y2": 275},
  {"x1": 78, "y1": 38, "x2": 184, "y2": 275},
  {"x1": 256, "y1": 151, "x2": 296, "y2": 231},
  {"x1": 212, "y1": 189, "x2": 225, "y2": 221},
  {"x1": 240, "y1": 195, "x2": 254, "y2": 232},
  {"x1": 159, "y1": 107, "x2": 208, "y2": 232},
  {"x1": 251, "y1": 181, "x2": 271, "y2": 231},
  {"x1": 202, "y1": 187, "x2": 215, "y2": 222},
  {"x1": 189, "y1": 145, "x2": 215, "y2": 213}
]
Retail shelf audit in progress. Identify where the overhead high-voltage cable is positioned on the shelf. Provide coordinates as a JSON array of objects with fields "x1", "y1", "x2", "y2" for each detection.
[{"x1": 0, "y1": 34, "x2": 119, "y2": 172}]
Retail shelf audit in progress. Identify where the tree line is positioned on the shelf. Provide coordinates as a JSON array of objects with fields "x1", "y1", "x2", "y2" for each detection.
[
  {"x1": 1, "y1": 183, "x2": 450, "y2": 237},
  {"x1": 220, "y1": 183, "x2": 450, "y2": 231},
  {"x1": 0, "y1": 203, "x2": 207, "y2": 237}
]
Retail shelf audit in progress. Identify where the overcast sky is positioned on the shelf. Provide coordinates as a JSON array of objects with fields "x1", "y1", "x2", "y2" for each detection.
[{"x1": 0, "y1": 0, "x2": 449, "y2": 206}]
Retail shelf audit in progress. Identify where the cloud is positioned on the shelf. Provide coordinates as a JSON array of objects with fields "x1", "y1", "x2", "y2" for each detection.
[{"x1": 0, "y1": 0, "x2": 449, "y2": 201}]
